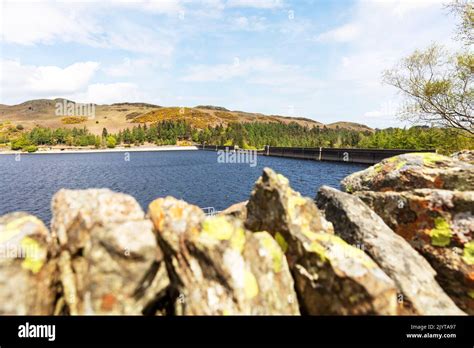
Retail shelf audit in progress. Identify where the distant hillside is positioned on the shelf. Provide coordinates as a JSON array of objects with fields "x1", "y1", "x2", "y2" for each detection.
[
  {"x1": 327, "y1": 122, "x2": 374, "y2": 132},
  {"x1": 195, "y1": 105, "x2": 229, "y2": 111},
  {"x1": 0, "y1": 99, "x2": 373, "y2": 135}
]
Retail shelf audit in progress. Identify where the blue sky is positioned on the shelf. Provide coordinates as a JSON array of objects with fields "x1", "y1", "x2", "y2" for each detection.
[{"x1": 0, "y1": 0, "x2": 459, "y2": 128}]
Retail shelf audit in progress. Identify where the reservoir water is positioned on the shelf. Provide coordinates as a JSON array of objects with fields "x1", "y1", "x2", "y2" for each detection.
[{"x1": 0, "y1": 150, "x2": 368, "y2": 224}]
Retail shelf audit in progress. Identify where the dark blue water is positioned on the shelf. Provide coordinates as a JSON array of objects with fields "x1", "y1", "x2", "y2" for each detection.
[{"x1": 0, "y1": 150, "x2": 367, "y2": 224}]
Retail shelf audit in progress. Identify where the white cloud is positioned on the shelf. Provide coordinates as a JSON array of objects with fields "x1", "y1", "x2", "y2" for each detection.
[
  {"x1": 231, "y1": 16, "x2": 268, "y2": 31},
  {"x1": 0, "y1": 0, "x2": 283, "y2": 60},
  {"x1": 0, "y1": 1, "x2": 175, "y2": 56},
  {"x1": 182, "y1": 57, "x2": 284, "y2": 81},
  {"x1": 316, "y1": 24, "x2": 360, "y2": 43},
  {"x1": 104, "y1": 58, "x2": 154, "y2": 77},
  {"x1": 389, "y1": 0, "x2": 444, "y2": 17},
  {"x1": 226, "y1": 0, "x2": 284, "y2": 9},
  {"x1": 364, "y1": 110, "x2": 385, "y2": 118},
  {"x1": 110, "y1": 0, "x2": 184, "y2": 14},
  {"x1": 67, "y1": 82, "x2": 146, "y2": 104},
  {"x1": 183, "y1": 59, "x2": 246, "y2": 81},
  {"x1": 0, "y1": 60, "x2": 99, "y2": 103},
  {"x1": 28, "y1": 62, "x2": 100, "y2": 94},
  {"x1": 0, "y1": 2, "x2": 100, "y2": 46},
  {"x1": 182, "y1": 57, "x2": 322, "y2": 94},
  {"x1": 100, "y1": 24, "x2": 175, "y2": 56},
  {"x1": 0, "y1": 59, "x2": 147, "y2": 105},
  {"x1": 315, "y1": 0, "x2": 452, "y2": 46}
]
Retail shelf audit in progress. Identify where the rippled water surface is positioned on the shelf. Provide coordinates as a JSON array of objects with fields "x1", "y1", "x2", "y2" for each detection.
[{"x1": 0, "y1": 150, "x2": 367, "y2": 223}]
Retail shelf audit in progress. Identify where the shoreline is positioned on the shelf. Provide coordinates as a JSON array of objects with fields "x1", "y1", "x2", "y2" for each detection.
[{"x1": 0, "y1": 145, "x2": 199, "y2": 155}]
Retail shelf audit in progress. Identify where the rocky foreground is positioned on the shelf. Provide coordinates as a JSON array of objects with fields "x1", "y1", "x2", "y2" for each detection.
[{"x1": 0, "y1": 152, "x2": 472, "y2": 315}]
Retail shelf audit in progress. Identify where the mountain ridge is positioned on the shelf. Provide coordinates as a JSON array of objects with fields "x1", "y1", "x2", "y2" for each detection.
[{"x1": 0, "y1": 99, "x2": 374, "y2": 135}]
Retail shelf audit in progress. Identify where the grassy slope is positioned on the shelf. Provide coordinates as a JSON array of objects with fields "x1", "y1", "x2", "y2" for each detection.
[{"x1": 0, "y1": 99, "x2": 373, "y2": 135}]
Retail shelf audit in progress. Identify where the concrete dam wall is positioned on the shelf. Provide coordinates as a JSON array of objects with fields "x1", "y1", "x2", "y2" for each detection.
[{"x1": 199, "y1": 144, "x2": 436, "y2": 164}]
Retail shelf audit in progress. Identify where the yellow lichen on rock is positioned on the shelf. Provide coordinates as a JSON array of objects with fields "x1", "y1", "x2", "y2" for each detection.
[
  {"x1": 318, "y1": 233, "x2": 377, "y2": 270},
  {"x1": 201, "y1": 216, "x2": 234, "y2": 241},
  {"x1": 244, "y1": 270, "x2": 259, "y2": 299},
  {"x1": 0, "y1": 212, "x2": 56, "y2": 315},
  {"x1": 230, "y1": 227, "x2": 246, "y2": 253},
  {"x1": 287, "y1": 194, "x2": 304, "y2": 218},
  {"x1": 419, "y1": 152, "x2": 446, "y2": 167},
  {"x1": 309, "y1": 241, "x2": 328, "y2": 263},
  {"x1": 20, "y1": 236, "x2": 47, "y2": 274},
  {"x1": 274, "y1": 232, "x2": 288, "y2": 253},
  {"x1": 148, "y1": 195, "x2": 300, "y2": 315},
  {"x1": 201, "y1": 216, "x2": 246, "y2": 253},
  {"x1": 302, "y1": 228, "x2": 320, "y2": 241},
  {"x1": 395, "y1": 160, "x2": 407, "y2": 170},
  {"x1": 462, "y1": 241, "x2": 474, "y2": 265},
  {"x1": 429, "y1": 217, "x2": 452, "y2": 247},
  {"x1": 259, "y1": 232, "x2": 284, "y2": 273}
]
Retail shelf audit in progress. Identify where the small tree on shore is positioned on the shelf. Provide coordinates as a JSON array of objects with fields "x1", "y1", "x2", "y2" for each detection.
[
  {"x1": 94, "y1": 136, "x2": 101, "y2": 149},
  {"x1": 106, "y1": 135, "x2": 117, "y2": 148},
  {"x1": 383, "y1": 0, "x2": 473, "y2": 136}
]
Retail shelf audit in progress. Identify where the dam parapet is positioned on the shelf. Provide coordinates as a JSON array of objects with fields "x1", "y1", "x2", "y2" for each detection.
[{"x1": 199, "y1": 144, "x2": 436, "y2": 164}]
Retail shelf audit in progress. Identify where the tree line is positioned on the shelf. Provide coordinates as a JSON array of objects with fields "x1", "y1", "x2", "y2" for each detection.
[{"x1": 1, "y1": 120, "x2": 472, "y2": 154}]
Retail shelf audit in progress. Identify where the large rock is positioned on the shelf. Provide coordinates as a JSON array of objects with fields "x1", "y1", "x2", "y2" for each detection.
[
  {"x1": 451, "y1": 150, "x2": 474, "y2": 164},
  {"x1": 355, "y1": 189, "x2": 474, "y2": 314},
  {"x1": 317, "y1": 185, "x2": 465, "y2": 315},
  {"x1": 245, "y1": 168, "x2": 398, "y2": 315},
  {"x1": 0, "y1": 212, "x2": 57, "y2": 314},
  {"x1": 246, "y1": 168, "x2": 334, "y2": 236},
  {"x1": 51, "y1": 189, "x2": 168, "y2": 315},
  {"x1": 148, "y1": 196, "x2": 300, "y2": 315},
  {"x1": 341, "y1": 152, "x2": 474, "y2": 193}
]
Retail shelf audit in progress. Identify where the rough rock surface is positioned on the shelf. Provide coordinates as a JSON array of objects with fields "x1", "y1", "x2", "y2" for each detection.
[
  {"x1": 452, "y1": 150, "x2": 474, "y2": 164},
  {"x1": 51, "y1": 189, "x2": 168, "y2": 315},
  {"x1": 355, "y1": 189, "x2": 474, "y2": 314},
  {"x1": 246, "y1": 168, "x2": 334, "y2": 236},
  {"x1": 0, "y1": 212, "x2": 57, "y2": 314},
  {"x1": 341, "y1": 153, "x2": 474, "y2": 193},
  {"x1": 317, "y1": 185, "x2": 465, "y2": 315},
  {"x1": 148, "y1": 196, "x2": 300, "y2": 315},
  {"x1": 219, "y1": 201, "x2": 248, "y2": 220},
  {"x1": 246, "y1": 168, "x2": 398, "y2": 315},
  {"x1": 1, "y1": 151, "x2": 471, "y2": 316}
]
